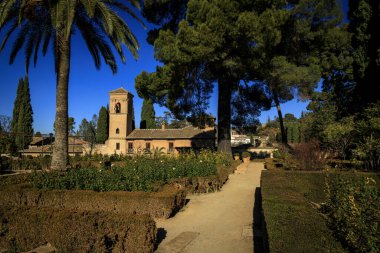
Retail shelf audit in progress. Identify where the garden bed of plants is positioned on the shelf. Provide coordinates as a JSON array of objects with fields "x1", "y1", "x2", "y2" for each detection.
[
  {"x1": 261, "y1": 170, "x2": 380, "y2": 253},
  {"x1": 0, "y1": 206, "x2": 156, "y2": 253},
  {"x1": 0, "y1": 151, "x2": 235, "y2": 219}
]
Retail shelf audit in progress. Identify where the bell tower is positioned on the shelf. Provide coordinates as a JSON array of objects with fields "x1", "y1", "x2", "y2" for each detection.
[{"x1": 107, "y1": 87, "x2": 133, "y2": 154}]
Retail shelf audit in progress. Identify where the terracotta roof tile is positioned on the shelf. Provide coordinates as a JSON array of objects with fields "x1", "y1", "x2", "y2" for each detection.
[{"x1": 126, "y1": 127, "x2": 215, "y2": 140}]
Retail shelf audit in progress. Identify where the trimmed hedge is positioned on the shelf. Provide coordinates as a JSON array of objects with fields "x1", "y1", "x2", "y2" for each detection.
[
  {"x1": 0, "y1": 184, "x2": 186, "y2": 219},
  {"x1": 168, "y1": 161, "x2": 238, "y2": 194},
  {"x1": 0, "y1": 206, "x2": 156, "y2": 253},
  {"x1": 261, "y1": 171, "x2": 345, "y2": 252}
]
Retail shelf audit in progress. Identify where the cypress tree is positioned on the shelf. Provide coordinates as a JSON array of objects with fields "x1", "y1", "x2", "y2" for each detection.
[
  {"x1": 11, "y1": 78, "x2": 24, "y2": 134},
  {"x1": 140, "y1": 98, "x2": 156, "y2": 129},
  {"x1": 96, "y1": 106, "x2": 109, "y2": 143},
  {"x1": 13, "y1": 76, "x2": 33, "y2": 150}
]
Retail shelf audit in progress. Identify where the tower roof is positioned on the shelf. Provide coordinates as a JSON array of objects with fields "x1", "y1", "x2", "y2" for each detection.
[{"x1": 109, "y1": 87, "x2": 131, "y2": 94}]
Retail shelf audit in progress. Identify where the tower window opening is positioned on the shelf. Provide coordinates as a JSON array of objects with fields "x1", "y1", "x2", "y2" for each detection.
[
  {"x1": 116, "y1": 128, "x2": 120, "y2": 134},
  {"x1": 115, "y1": 103, "x2": 121, "y2": 113}
]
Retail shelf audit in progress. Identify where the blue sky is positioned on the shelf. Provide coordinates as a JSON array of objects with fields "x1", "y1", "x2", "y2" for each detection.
[{"x1": 0, "y1": 1, "x2": 348, "y2": 134}]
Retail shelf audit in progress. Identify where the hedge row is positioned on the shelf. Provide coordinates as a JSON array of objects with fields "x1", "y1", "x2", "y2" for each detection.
[
  {"x1": 168, "y1": 162, "x2": 238, "y2": 194},
  {"x1": 0, "y1": 206, "x2": 156, "y2": 253},
  {"x1": 261, "y1": 171, "x2": 345, "y2": 252},
  {"x1": 0, "y1": 184, "x2": 186, "y2": 219}
]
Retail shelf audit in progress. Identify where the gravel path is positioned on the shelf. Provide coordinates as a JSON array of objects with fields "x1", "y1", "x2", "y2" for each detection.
[{"x1": 155, "y1": 162, "x2": 264, "y2": 253}]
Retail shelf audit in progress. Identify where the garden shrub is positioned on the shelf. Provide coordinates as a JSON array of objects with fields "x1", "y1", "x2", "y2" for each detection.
[
  {"x1": 0, "y1": 206, "x2": 156, "y2": 253},
  {"x1": 323, "y1": 175, "x2": 380, "y2": 253}
]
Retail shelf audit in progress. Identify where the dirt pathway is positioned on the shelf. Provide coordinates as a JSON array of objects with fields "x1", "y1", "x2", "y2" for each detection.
[{"x1": 155, "y1": 162, "x2": 265, "y2": 253}]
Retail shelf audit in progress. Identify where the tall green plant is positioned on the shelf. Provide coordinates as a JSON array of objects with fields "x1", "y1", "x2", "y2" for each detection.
[
  {"x1": 96, "y1": 106, "x2": 108, "y2": 143},
  {"x1": 0, "y1": 0, "x2": 143, "y2": 170},
  {"x1": 140, "y1": 98, "x2": 156, "y2": 129},
  {"x1": 11, "y1": 76, "x2": 33, "y2": 150}
]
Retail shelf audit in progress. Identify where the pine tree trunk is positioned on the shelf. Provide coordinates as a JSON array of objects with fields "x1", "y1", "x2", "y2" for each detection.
[
  {"x1": 51, "y1": 35, "x2": 70, "y2": 170},
  {"x1": 217, "y1": 79, "x2": 233, "y2": 154},
  {"x1": 273, "y1": 92, "x2": 287, "y2": 145}
]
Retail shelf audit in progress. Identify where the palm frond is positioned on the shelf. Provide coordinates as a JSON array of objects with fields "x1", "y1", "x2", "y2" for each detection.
[
  {"x1": 76, "y1": 15, "x2": 117, "y2": 73},
  {"x1": 0, "y1": 19, "x2": 18, "y2": 52},
  {"x1": 25, "y1": 26, "x2": 38, "y2": 71},
  {"x1": 0, "y1": 0, "x2": 18, "y2": 27},
  {"x1": 9, "y1": 22, "x2": 30, "y2": 64},
  {"x1": 33, "y1": 31, "x2": 43, "y2": 67},
  {"x1": 105, "y1": 0, "x2": 145, "y2": 29},
  {"x1": 42, "y1": 28, "x2": 53, "y2": 55}
]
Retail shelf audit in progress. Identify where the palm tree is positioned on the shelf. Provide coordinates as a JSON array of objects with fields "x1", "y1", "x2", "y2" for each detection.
[{"x1": 0, "y1": 0, "x2": 143, "y2": 170}]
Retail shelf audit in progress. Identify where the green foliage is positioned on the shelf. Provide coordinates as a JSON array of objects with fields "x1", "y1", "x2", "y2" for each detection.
[
  {"x1": 1, "y1": 156, "x2": 51, "y2": 171},
  {"x1": 348, "y1": 0, "x2": 380, "y2": 107},
  {"x1": 324, "y1": 117, "x2": 355, "y2": 159},
  {"x1": 353, "y1": 104, "x2": 380, "y2": 170},
  {"x1": 78, "y1": 115, "x2": 97, "y2": 154},
  {"x1": 11, "y1": 77, "x2": 33, "y2": 150},
  {"x1": 140, "y1": 98, "x2": 156, "y2": 129},
  {"x1": 299, "y1": 92, "x2": 338, "y2": 142},
  {"x1": 324, "y1": 175, "x2": 380, "y2": 253},
  {"x1": 96, "y1": 106, "x2": 108, "y2": 143},
  {"x1": 31, "y1": 153, "x2": 224, "y2": 192},
  {"x1": 0, "y1": 115, "x2": 16, "y2": 155},
  {"x1": 68, "y1": 117, "x2": 75, "y2": 135}
]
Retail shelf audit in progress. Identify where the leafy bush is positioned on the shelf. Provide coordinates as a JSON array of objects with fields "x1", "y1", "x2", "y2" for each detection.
[
  {"x1": 1, "y1": 156, "x2": 51, "y2": 171},
  {"x1": 323, "y1": 175, "x2": 380, "y2": 253},
  {"x1": 31, "y1": 153, "x2": 223, "y2": 192},
  {"x1": 241, "y1": 151, "x2": 250, "y2": 158}
]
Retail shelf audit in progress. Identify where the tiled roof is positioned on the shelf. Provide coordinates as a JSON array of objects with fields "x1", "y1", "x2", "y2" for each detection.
[
  {"x1": 126, "y1": 126, "x2": 215, "y2": 140},
  {"x1": 109, "y1": 87, "x2": 129, "y2": 94}
]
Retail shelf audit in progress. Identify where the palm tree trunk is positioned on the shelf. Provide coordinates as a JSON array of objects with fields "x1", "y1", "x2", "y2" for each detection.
[
  {"x1": 273, "y1": 91, "x2": 287, "y2": 145},
  {"x1": 217, "y1": 78, "x2": 233, "y2": 155},
  {"x1": 51, "y1": 35, "x2": 71, "y2": 170}
]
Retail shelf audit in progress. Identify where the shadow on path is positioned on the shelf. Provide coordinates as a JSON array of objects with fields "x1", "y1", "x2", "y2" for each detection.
[
  {"x1": 253, "y1": 187, "x2": 269, "y2": 253},
  {"x1": 155, "y1": 228, "x2": 167, "y2": 251}
]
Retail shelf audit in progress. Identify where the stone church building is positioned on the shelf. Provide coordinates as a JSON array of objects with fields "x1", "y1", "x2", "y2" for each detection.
[{"x1": 95, "y1": 87, "x2": 216, "y2": 155}]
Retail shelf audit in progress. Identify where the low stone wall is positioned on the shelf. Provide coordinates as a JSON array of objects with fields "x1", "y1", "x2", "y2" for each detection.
[
  {"x1": 0, "y1": 185, "x2": 186, "y2": 219},
  {"x1": 0, "y1": 206, "x2": 156, "y2": 253}
]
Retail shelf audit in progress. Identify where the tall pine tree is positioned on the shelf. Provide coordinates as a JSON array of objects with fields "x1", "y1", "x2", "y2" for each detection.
[
  {"x1": 96, "y1": 106, "x2": 109, "y2": 143},
  {"x1": 12, "y1": 76, "x2": 33, "y2": 150},
  {"x1": 140, "y1": 98, "x2": 156, "y2": 129}
]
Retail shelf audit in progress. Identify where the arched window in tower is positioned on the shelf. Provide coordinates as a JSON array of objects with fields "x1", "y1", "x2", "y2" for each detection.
[
  {"x1": 116, "y1": 128, "x2": 120, "y2": 134},
  {"x1": 115, "y1": 103, "x2": 121, "y2": 113}
]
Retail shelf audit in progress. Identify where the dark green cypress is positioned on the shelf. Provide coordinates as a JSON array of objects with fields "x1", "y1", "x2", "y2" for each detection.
[
  {"x1": 96, "y1": 106, "x2": 109, "y2": 143},
  {"x1": 13, "y1": 76, "x2": 33, "y2": 150},
  {"x1": 11, "y1": 78, "x2": 24, "y2": 134},
  {"x1": 140, "y1": 98, "x2": 156, "y2": 129},
  {"x1": 349, "y1": 0, "x2": 380, "y2": 107}
]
